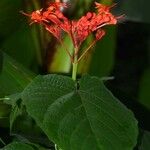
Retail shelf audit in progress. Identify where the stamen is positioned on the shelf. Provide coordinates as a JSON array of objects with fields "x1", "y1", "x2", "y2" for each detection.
[
  {"x1": 96, "y1": 23, "x2": 109, "y2": 30},
  {"x1": 29, "y1": 21, "x2": 35, "y2": 25},
  {"x1": 20, "y1": 11, "x2": 31, "y2": 17}
]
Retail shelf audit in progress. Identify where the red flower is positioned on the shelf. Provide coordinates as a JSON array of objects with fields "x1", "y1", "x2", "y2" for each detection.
[
  {"x1": 70, "y1": 2, "x2": 118, "y2": 48},
  {"x1": 43, "y1": 2, "x2": 71, "y2": 33},
  {"x1": 95, "y1": 2, "x2": 117, "y2": 13},
  {"x1": 23, "y1": 2, "x2": 120, "y2": 62}
]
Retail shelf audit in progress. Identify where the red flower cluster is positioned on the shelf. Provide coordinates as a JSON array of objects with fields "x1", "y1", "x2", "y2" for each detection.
[{"x1": 23, "y1": 2, "x2": 118, "y2": 48}]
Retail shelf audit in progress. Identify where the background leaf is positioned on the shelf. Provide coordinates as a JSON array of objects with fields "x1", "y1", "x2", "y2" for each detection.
[
  {"x1": 1, "y1": 142, "x2": 34, "y2": 150},
  {"x1": 0, "y1": 0, "x2": 42, "y2": 70},
  {"x1": 1, "y1": 25, "x2": 41, "y2": 68},
  {"x1": 48, "y1": 36, "x2": 73, "y2": 74},
  {"x1": 89, "y1": 26, "x2": 116, "y2": 77},
  {"x1": 0, "y1": 0, "x2": 22, "y2": 38},
  {"x1": 139, "y1": 130, "x2": 150, "y2": 150},
  {"x1": 0, "y1": 52, "x2": 35, "y2": 97},
  {"x1": 0, "y1": 137, "x2": 5, "y2": 146},
  {"x1": 115, "y1": 0, "x2": 150, "y2": 23},
  {"x1": 138, "y1": 69, "x2": 150, "y2": 109},
  {"x1": 0, "y1": 52, "x2": 35, "y2": 126}
]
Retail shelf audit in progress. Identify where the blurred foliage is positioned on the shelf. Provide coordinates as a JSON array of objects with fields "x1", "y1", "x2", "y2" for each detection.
[
  {"x1": 0, "y1": 51, "x2": 35, "y2": 97},
  {"x1": 139, "y1": 69, "x2": 150, "y2": 109},
  {"x1": 139, "y1": 130, "x2": 150, "y2": 150},
  {"x1": 115, "y1": 0, "x2": 150, "y2": 23},
  {"x1": 47, "y1": 36, "x2": 73, "y2": 74},
  {"x1": 89, "y1": 26, "x2": 116, "y2": 77},
  {"x1": 0, "y1": 0, "x2": 22, "y2": 38},
  {"x1": 0, "y1": 0, "x2": 42, "y2": 71}
]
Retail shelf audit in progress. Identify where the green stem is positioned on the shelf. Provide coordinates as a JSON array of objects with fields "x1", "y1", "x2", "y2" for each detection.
[
  {"x1": 72, "y1": 62, "x2": 78, "y2": 81},
  {"x1": 72, "y1": 58, "x2": 78, "y2": 81},
  {"x1": 55, "y1": 144, "x2": 58, "y2": 150},
  {"x1": 77, "y1": 40, "x2": 96, "y2": 63},
  {"x1": 0, "y1": 97, "x2": 10, "y2": 101},
  {"x1": 55, "y1": 144, "x2": 63, "y2": 150},
  {"x1": 72, "y1": 48, "x2": 78, "y2": 81}
]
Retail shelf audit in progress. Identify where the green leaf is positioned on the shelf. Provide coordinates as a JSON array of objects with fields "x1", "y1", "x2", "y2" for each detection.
[
  {"x1": 2, "y1": 25, "x2": 41, "y2": 68},
  {"x1": 9, "y1": 104, "x2": 22, "y2": 131},
  {"x1": 22, "y1": 74, "x2": 75, "y2": 126},
  {"x1": 139, "y1": 131, "x2": 150, "y2": 150},
  {"x1": 22, "y1": 74, "x2": 138, "y2": 150},
  {"x1": 138, "y1": 69, "x2": 150, "y2": 109},
  {"x1": 12, "y1": 134, "x2": 48, "y2": 150},
  {"x1": 0, "y1": 52, "x2": 35, "y2": 97},
  {"x1": 1, "y1": 142, "x2": 34, "y2": 150},
  {"x1": 79, "y1": 75, "x2": 138, "y2": 149},
  {"x1": 1, "y1": 141, "x2": 48, "y2": 150},
  {"x1": 4, "y1": 93, "x2": 21, "y2": 106},
  {"x1": 1, "y1": 142, "x2": 31, "y2": 150},
  {"x1": 0, "y1": 52, "x2": 35, "y2": 121},
  {"x1": 1, "y1": 93, "x2": 22, "y2": 130},
  {"x1": 0, "y1": 0, "x2": 42, "y2": 67}
]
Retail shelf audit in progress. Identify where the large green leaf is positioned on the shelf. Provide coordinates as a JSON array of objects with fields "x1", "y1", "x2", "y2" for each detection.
[
  {"x1": 22, "y1": 74, "x2": 138, "y2": 150},
  {"x1": 1, "y1": 142, "x2": 34, "y2": 150}
]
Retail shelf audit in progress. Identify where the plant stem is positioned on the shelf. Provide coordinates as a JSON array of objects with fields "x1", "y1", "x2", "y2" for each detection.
[
  {"x1": 72, "y1": 56, "x2": 78, "y2": 81},
  {"x1": 72, "y1": 48, "x2": 78, "y2": 81},
  {"x1": 55, "y1": 144, "x2": 58, "y2": 150},
  {"x1": 0, "y1": 97, "x2": 10, "y2": 101},
  {"x1": 77, "y1": 40, "x2": 96, "y2": 63},
  {"x1": 55, "y1": 144, "x2": 63, "y2": 150}
]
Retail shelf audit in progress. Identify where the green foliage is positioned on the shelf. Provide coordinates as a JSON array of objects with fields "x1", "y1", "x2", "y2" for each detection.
[
  {"x1": 2, "y1": 25, "x2": 41, "y2": 68},
  {"x1": 138, "y1": 69, "x2": 150, "y2": 109},
  {"x1": 0, "y1": 138, "x2": 5, "y2": 146},
  {"x1": 139, "y1": 131, "x2": 150, "y2": 150},
  {"x1": 0, "y1": 52, "x2": 35, "y2": 97},
  {"x1": 22, "y1": 74, "x2": 138, "y2": 150},
  {"x1": 1, "y1": 142, "x2": 35, "y2": 150},
  {"x1": 0, "y1": 0, "x2": 22, "y2": 37},
  {"x1": 0, "y1": 52, "x2": 34, "y2": 127},
  {"x1": 9, "y1": 100, "x2": 22, "y2": 131},
  {"x1": 1, "y1": 136, "x2": 48, "y2": 150},
  {"x1": 48, "y1": 36, "x2": 73, "y2": 73},
  {"x1": 116, "y1": 0, "x2": 150, "y2": 23},
  {"x1": 89, "y1": 26, "x2": 116, "y2": 77},
  {"x1": 0, "y1": 0, "x2": 42, "y2": 69}
]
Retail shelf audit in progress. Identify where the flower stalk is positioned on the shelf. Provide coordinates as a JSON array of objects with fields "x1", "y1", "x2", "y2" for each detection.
[
  {"x1": 72, "y1": 47, "x2": 78, "y2": 80},
  {"x1": 72, "y1": 59, "x2": 78, "y2": 81}
]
